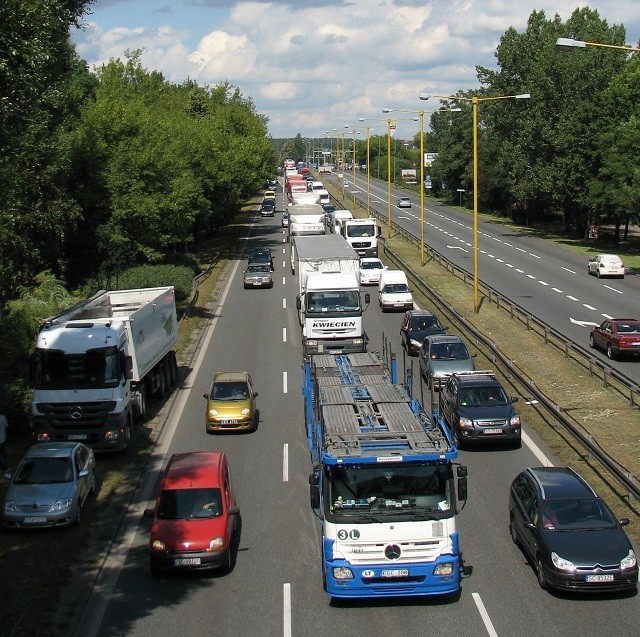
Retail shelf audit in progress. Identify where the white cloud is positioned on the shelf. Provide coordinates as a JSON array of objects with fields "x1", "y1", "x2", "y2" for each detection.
[{"x1": 72, "y1": 0, "x2": 640, "y2": 138}]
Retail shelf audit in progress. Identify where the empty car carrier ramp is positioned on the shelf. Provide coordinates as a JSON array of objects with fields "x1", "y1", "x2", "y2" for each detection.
[{"x1": 310, "y1": 353, "x2": 448, "y2": 458}]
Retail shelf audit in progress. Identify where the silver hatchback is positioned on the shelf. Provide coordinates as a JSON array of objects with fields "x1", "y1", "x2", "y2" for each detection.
[
  {"x1": 2, "y1": 442, "x2": 96, "y2": 529},
  {"x1": 419, "y1": 334, "x2": 475, "y2": 390}
]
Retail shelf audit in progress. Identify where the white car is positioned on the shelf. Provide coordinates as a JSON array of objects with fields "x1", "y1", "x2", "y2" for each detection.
[
  {"x1": 359, "y1": 258, "x2": 387, "y2": 285},
  {"x1": 397, "y1": 196, "x2": 412, "y2": 208},
  {"x1": 587, "y1": 254, "x2": 625, "y2": 279}
]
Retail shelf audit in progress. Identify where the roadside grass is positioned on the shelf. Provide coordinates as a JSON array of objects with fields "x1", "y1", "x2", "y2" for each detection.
[{"x1": 0, "y1": 201, "x2": 259, "y2": 637}]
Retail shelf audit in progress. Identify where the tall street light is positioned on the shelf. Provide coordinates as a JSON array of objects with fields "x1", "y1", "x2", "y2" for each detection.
[
  {"x1": 382, "y1": 106, "x2": 460, "y2": 264},
  {"x1": 420, "y1": 92, "x2": 530, "y2": 312},
  {"x1": 347, "y1": 128, "x2": 361, "y2": 207}
]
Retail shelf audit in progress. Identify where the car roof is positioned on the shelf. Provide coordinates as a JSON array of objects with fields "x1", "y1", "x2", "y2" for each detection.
[
  {"x1": 525, "y1": 467, "x2": 597, "y2": 500},
  {"x1": 596, "y1": 253, "x2": 621, "y2": 260},
  {"x1": 424, "y1": 334, "x2": 464, "y2": 345},
  {"x1": 163, "y1": 451, "x2": 225, "y2": 489},
  {"x1": 450, "y1": 372, "x2": 499, "y2": 387},
  {"x1": 406, "y1": 309, "x2": 435, "y2": 318},
  {"x1": 213, "y1": 371, "x2": 249, "y2": 383},
  {"x1": 25, "y1": 442, "x2": 82, "y2": 458},
  {"x1": 361, "y1": 257, "x2": 382, "y2": 264}
]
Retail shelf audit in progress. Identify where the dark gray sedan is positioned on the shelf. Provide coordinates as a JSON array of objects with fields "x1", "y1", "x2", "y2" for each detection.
[
  {"x1": 419, "y1": 334, "x2": 475, "y2": 389},
  {"x1": 243, "y1": 264, "x2": 273, "y2": 288},
  {"x1": 2, "y1": 442, "x2": 96, "y2": 529}
]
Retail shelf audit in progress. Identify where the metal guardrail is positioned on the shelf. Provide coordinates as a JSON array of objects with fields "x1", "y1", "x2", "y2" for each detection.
[
  {"x1": 323, "y1": 174, "x2": 640, "y2": 503},
  {"x1": 180, "y1": 252, "x2": 220, "y2": 322}
]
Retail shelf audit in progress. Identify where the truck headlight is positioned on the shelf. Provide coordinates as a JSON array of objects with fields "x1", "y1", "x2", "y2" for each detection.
[
  {"x1": 434, "y1": 562, "x2": 454, "y2": 576},
  {"x1": 332, "y1": 567, "x2": 354, "y2": 580},
  {"x1": 105, "y1": 429, "x2": 120, "y2": 441},
  {"x1": 36, "y1": 432, "x2": 50, "y2": 442},
  {"x1": 4, "y1": 500, "x2": 18, "y2": 512}
]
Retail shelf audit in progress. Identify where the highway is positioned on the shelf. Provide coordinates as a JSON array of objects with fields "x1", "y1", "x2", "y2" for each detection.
[
  {"x1": 76, "y1": 200, "x2": 640, "y2": 637},
  {"x1": 338, "y1": 171, "x2": 640, "y2": 384}
]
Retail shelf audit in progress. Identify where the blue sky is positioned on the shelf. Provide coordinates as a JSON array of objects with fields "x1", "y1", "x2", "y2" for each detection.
[{"x1": 71, "y1": 1, "x2": 640, "y2": 140}]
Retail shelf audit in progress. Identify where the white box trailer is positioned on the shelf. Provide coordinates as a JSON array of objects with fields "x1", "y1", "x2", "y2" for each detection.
[
  {"x1": 30, "y1": 287, "x2": 179, "y2": 451},
  {"x1": 288, "y1": 203, "x2": 327, "y2": 240},
  {"x1": 291, "y1": 235, "x2": 369, "y2": 356}
]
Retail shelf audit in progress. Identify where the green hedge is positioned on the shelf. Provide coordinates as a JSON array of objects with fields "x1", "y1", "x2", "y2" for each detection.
[{"x1": 114, "y1": 264, "x2": 195, "y2": 301}]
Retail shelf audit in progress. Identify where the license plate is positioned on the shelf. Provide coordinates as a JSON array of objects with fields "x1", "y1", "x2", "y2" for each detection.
[
  {"x1": 221, "y1": 419, "x2": 238, "y2": 424},
  {"x1": 483, "y1": 428, "x2": 503, "y2": 434},
  {"x1": 252, "y1": 282, "x2": 262, "y2": 285},
  {"x1": 23, "y1": 516, "x2": 47, "y2": 524},
  {"x1": 393, "y1": 303, "x2": 404, "y2": 307},
  {"x1": 381, "y1": 569, "x2": 409, "y2": 578},
  {"x1": 585, "y1": 574, "x2": 614, "y2": 582},
  {"x1": 67, "y1": 434, "x2": 87, "y2": 440},
  {"x1": 174, "y1": 557, "x2": 201, "y2": 567}
]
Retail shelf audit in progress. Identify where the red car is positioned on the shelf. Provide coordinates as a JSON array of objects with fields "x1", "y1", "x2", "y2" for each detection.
[
  {"x1": 145, "y1": 451, "x2": 240, "y2": 574},
  {"x1": 589, "y1": 318, "x2": 640, "y2": 359}
]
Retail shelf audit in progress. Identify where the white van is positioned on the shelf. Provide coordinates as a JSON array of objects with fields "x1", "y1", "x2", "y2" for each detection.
[
  {"x1": 378, "y1": 270, "x2": 413, "y2": 311},
  {"x1": 315, "y1": 189, "x2": 330, "y2": 206}
]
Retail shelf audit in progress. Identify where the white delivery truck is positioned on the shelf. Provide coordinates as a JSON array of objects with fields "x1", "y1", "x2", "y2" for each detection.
[
  {"x1": 291, "y1": 234, "x2": 369, "y2": 356},
  {"x1": 288, "y1": 203, "x2": 327, "y2": 240},
  {"x1": 340, "y1": 217, "x2": 381, "y2": 257},
  {"x1": 29, "y1": 287, "x2": 179, "y2": 451},
  {"x1": 378, "y1": 269, "x2": 414, "y2": 311}
]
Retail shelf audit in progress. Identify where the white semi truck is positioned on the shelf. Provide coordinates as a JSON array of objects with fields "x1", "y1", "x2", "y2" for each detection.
[
  {"x1": 288, "y1": 203, "x2": 327, "y2": 240},
  {"x1": 29, "y1": 287, "x2": 178, "y2": 451},
  {"x1": 341, "y1": 217, "x2": 381, "y2": 257},
  {"x1": 291, "y1": 234, "x2": 369, "y2": 356}
]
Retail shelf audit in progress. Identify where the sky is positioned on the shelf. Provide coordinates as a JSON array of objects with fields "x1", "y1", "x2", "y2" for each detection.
[{"x1": 71, "y1": 1, "x2": 640, "y2": 141}]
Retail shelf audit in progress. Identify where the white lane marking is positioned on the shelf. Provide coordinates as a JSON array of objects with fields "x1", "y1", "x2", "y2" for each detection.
[
  {"x1": 496, "y1": 259, "x2": 504, "y2": 263},
  {"x1": 283, "y1": 297, "x2": 287, "y2": 309},
  {"x1": 529, "y1": 253, "x2": 541, "y2": 259},
  {"x1": 283, "y1": 583, "x2": 292, "y2": 637},
  {"x1": 504, "y1": 242, "x2": 513, "y2": 247},
  {"x1": 282, "y1": 260, "x2": 286, "y2": 269},
  {"x1": 283, "y1": 327, "x2": 287, "y2": 342},
  {"x1": 506, "y1": 264, "x2": 514, "y2": 268},
  {"x1": 523, "y1": 431, "x2": 554, "y2": 467},
  {"x1": 447, "y1": 246, "x2": 468, "y2": 252},
  {"x1": 516, "y1": 247, "x2": 526, "y2": 252},
  {"x1": 603, "y1": 284, "x2": 623, "y2": 294},
  {"x1": 526, "y1": 274, "x2": 535, "y2": 279},
  {"x1": 570, "y1": 317, "x2": 599, "y2": 327},
  {"x1": 567, "y1": 295, "x2": 579, "y2": 301},
  {"x1": 551, "y1": 287, "x2": 563, "y2": 293},
  {"x1": 471, "y1": 592, "x2": 499, "y2": 637},
  {"x1": 583, "y1": 304, "x2": 597, "y2": 311},
  {"x1": 283, "y1": 371, "x2": 288, "y2": 394},
  {"x1": 515, "y1": 269, "x2": 524, "y2": 273},
  {"x1": 282, "y1": 276, "x2": 286, "y2": 286},
  {"x1": 602, "y1": 313, "x2": 614, "y2": 319},
  {"x1": 538, "y1": 281, "x2": 548, "y2": 286},
  {"x1": 561, "y1": 266, "x2": 576, "y2": 274},
  {"x1": 283, "y1": 444, "x2": 289, "y2": 482}
]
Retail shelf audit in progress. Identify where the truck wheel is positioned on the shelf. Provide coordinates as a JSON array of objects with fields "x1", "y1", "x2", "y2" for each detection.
[
  {"x1": 136, "y1": 385, "x2": 147, "y2": 422},
  {"x1": 153, "y1": 368, "x2": 166, "y2": 398},
  {"x1": 162, "y1": 357, "x2": 172, "y2": 390},
  {"x1": 169, "y1": 352, "x2": 179, "y2": 386}
]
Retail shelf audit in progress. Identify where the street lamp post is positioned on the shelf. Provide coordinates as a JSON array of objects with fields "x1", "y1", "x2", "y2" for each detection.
[
  {"x1": 420, "y1": 92, "x2": 529, "y2": 312},
  {"x1": 556, "y1": 37, "x2": 640, "y2": 53}
]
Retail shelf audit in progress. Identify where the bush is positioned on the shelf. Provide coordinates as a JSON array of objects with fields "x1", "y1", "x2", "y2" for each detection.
[{"x1": 115, "y1": 264, "x2": 195, "y2": 301}]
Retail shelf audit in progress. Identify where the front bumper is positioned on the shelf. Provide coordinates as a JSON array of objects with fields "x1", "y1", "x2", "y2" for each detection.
[{"x1": 150, "y1": 548, "x2": 231, "y2": 572}]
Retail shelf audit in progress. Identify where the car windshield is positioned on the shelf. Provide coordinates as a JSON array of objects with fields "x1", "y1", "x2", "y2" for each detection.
[
  {"x1": 460, "y1": 386, "x2": 508, "y2": 407},
  {"x1": 15, "y1": 457, "x2": 74, "y2": 484},
  {"x1": 247, "y1": 265, "x2": 270, "y2": 273},
  {"x1": 361, "y1": 261, "x2": 382, "y2": 270},
  {"x1": 306, "y1": 290, "x2": 360, "y2": 313},
  {"x1": 326, "y1": 464, "x2": 453, "y2": 520},
  {"x1": 411, "y1": 316, "x2": 441, "y2": 331},
  {"x1": 346, "y1": 225, "x2": 375, "y2": 238},
  {"x1": 541, "y1": 498, "x2": 616, "y2": 530},
  {"x1": 158, "y1": 488, "x2": 223, "y2": 520},
  {"x1": 430, "y1": 342, "x2": 469, "y2": 360},
  {"x1": 383, "y1": 284, "x2": 409, "y2": 293},
  {"x1": 212, "y1": 381, "x2": 249, "y2": 401}
]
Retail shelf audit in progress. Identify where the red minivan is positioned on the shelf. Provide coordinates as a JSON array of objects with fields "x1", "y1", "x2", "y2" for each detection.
[{"x1": 145, "y1": 451, "x2": 240, "y2": 574}]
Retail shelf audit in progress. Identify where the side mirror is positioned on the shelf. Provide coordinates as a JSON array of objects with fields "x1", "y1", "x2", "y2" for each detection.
[
  {"x1": 228, "y1": 505, "x2": 241, "y2": 516},
  {"x1": 510, "y1": 397, "x2": 519, "y2": 404},
  {"x1": 364, "y1": 293, "x2": 371, "y2": 304},
  {"x1": 310, "y1": 485, "x2": 320, "y2": 510},
  {"x1": 203, "y1": 393, "x2": 209, "y2": 400},
  {"x1": 457, "y1": 477, "x2": 468, "y2": 502},
  {"x1": 125, "y1": 356, "x2": 133, "y2": 380},
  {"x1": 143, "y1": 508, "x2": 155, "y2": 518},
  {"x1": 253, "y1": 392, "x2": 259, "y2": 398},
  {"x1": 296, "y1": 296, "x2": 302, "y2": 311}
]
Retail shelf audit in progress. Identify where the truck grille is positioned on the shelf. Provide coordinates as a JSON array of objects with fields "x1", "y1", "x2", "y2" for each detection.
[{"x1": 35, "y1": 401, "x2": 113, "y2": 430}]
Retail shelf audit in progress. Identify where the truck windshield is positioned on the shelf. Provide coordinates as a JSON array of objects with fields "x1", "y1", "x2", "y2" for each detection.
[
  {"x1": 306, "y1": 291, "x2": 360, "y2": 314},
  {"x1": 346, "y1": 224, "x2": 375, "y2": 238},
  {"x1": 32, "y1": 346, "x2": 121, "y2": 390},
  {"x1": 326, "y1": 464, "x2": 453, "y2": 521}
]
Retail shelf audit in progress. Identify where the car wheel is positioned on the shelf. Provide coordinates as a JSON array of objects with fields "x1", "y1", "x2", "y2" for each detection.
[
  {"x1": 536, "y1": 556, "x2": 547, "y2": 589},
  {"x1": 607, "y1": 343, "x2": 615, "y2": 359},
  {"x1": 136, "y1": 384, "x2": 147, "y2": 422},
  {"x1": 89, "y1": 472, "x2": 97, "y2": 495},
  {"x1": 589, "y1": 335, "x2": 596, "y2": 349},
  {"x1": 509, "y1": 515, "x2": 519, "y2": 545},
  {"x1": 596, "y1": 268, "x2": 601, "y2": 278},
  {"x1": 75, "y1": 503, "x2": 81, "y2": 526}
]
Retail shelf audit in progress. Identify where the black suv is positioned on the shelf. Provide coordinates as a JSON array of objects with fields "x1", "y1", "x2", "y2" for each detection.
[
  {"x1": 509, "y1": 467, "x2": 638, "y2": 593},
  {"x1": 438, "y1": 371, "x2": 520, "y2": 448},
  {"x1": 400, "y1": 309, "x2": 447, "y2": 356},
  {"x1": 247, "y1": 247, "x2": 274, "y2": 271}
]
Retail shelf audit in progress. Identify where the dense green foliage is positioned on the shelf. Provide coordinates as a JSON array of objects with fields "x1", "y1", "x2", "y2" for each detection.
[{"x1": 423, "y1": 8, "x2": 640, "y2": 240}]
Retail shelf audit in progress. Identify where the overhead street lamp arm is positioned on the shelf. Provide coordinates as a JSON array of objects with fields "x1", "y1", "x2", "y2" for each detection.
[{"x1": 556, "y1": 37, "x2": 640, "y2": 53}]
